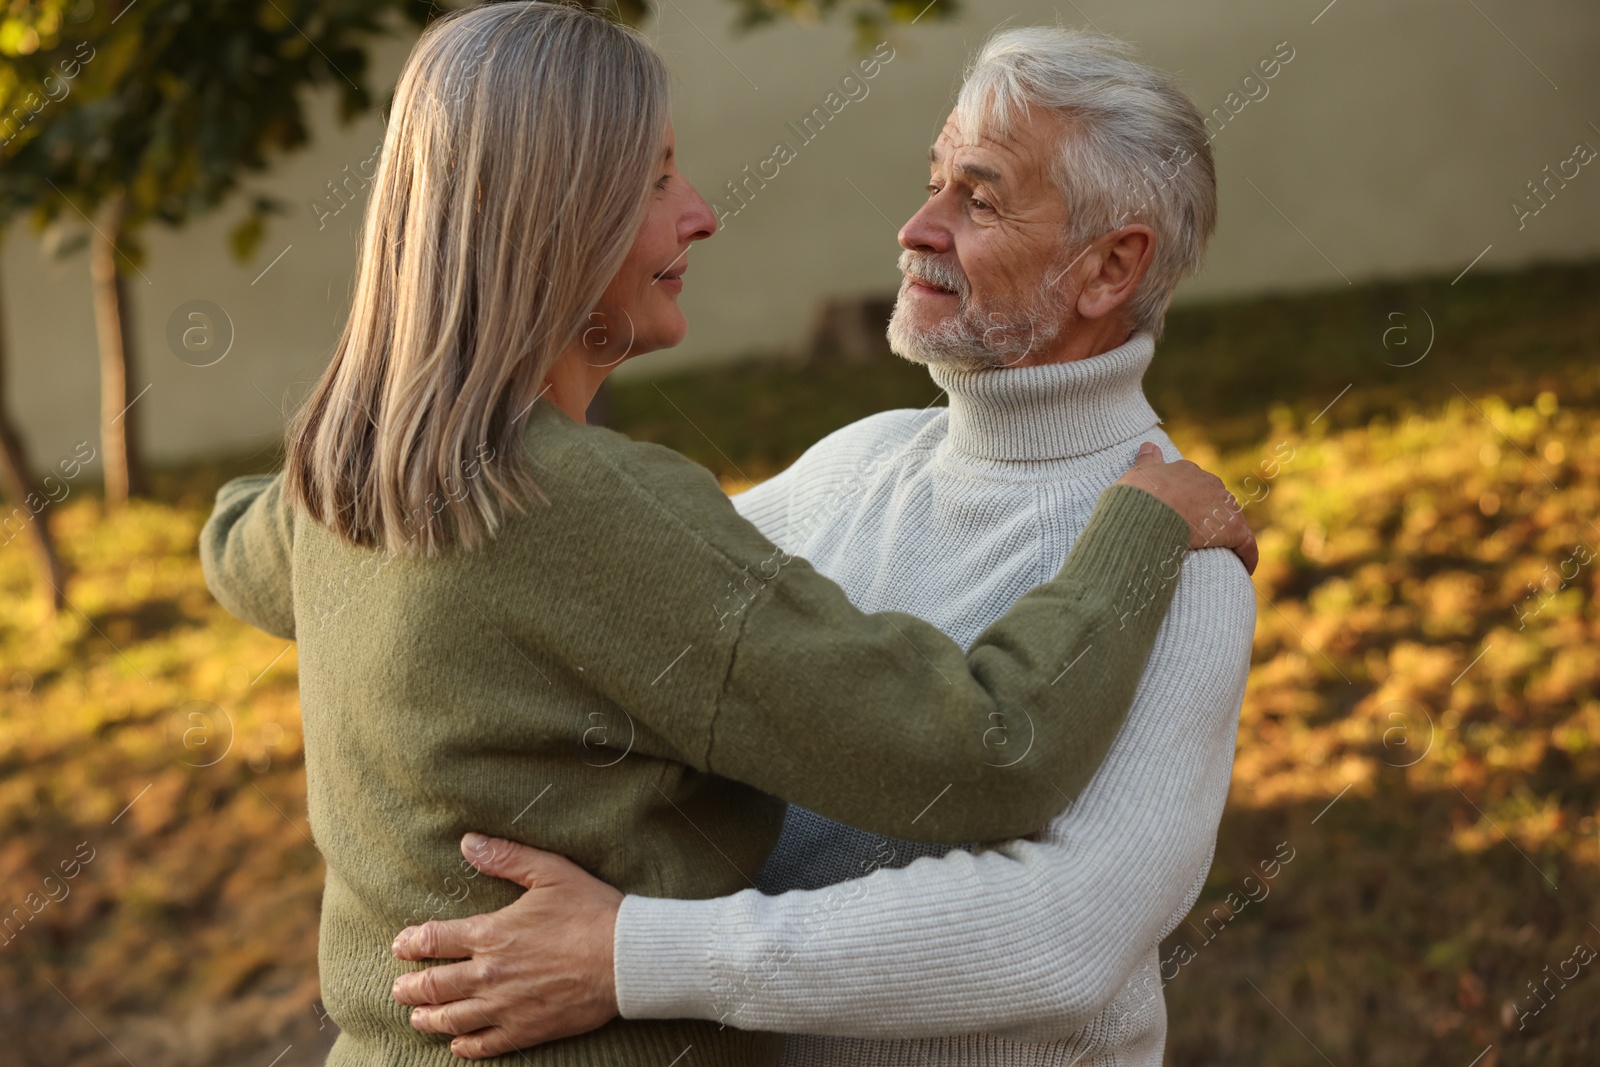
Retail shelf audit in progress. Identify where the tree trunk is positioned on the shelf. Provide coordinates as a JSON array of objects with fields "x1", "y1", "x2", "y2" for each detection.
[
  {"x1": 0, "y1": 255, "x2": 66, "y2": 618},
  {"x1": 90, "y1": 189, "x2": 145, "y2": 507}
]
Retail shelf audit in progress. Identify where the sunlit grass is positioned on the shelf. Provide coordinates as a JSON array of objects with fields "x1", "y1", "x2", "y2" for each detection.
[{"x1": 1159, "y1": 385, "x2": 1598, "y2": 1067}]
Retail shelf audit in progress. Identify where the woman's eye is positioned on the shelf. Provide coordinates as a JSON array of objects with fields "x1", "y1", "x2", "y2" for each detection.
[{"x1": 655, "y1": 174, "x2": 671, "y2": 191}]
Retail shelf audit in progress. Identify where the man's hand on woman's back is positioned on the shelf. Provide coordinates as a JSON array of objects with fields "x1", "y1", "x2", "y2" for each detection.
[{"x1": 390, "y1": 834, "x2": 621, "y2": 1058}]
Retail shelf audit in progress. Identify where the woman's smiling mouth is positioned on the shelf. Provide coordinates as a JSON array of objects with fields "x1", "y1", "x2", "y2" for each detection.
[{"x1": 652, "y1": 261, "x2": 687, "y2": 292}]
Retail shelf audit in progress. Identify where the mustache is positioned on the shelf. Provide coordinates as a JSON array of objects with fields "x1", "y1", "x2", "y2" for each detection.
[{"x1": 897, "y1": 250, "x2": 970, "y2": 300}]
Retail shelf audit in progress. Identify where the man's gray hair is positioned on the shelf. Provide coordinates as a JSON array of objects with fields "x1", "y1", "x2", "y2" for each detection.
[{"x1": 957, "y1": 27, "x2": 1217, "y2": 338}]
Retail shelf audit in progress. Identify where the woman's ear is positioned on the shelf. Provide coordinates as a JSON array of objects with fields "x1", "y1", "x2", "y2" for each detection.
[{"x1": 1075, "y1": 225, "x2": 1156, "y2": 322}]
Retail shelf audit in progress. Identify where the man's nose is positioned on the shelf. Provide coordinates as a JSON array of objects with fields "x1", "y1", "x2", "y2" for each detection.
[{"x1": 898, "y1": 199, "x2": 953, "y2": 255}]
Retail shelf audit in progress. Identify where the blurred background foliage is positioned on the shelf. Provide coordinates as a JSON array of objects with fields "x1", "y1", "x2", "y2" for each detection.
[
  {"x1": 0, "y1": 256, "x2": 1595, "y2": 1064},
  {"x1": 0, "y1": 0, "x2": 439, "y2": 260},
  {"x1": 0, "y1": 0, "x2": 442, "y2": 516},
  {"x1": 0, "y1": 0, "x2": 947, "y2": 250}
]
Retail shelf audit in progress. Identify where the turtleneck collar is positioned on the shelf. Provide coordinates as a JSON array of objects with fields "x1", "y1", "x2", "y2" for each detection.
[{"x1": 926, "y1": 331, "x2": 1161, "y2": 463}]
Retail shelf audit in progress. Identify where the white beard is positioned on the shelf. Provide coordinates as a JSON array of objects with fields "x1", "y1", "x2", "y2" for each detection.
[{"x1": 886, "y1": 249, "x2": 1075, "y2": 371}]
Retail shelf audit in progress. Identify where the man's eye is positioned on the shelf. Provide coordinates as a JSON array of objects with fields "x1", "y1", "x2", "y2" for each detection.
[
  {"x1": 926, "y1": 182, "x2": 942, "y2": 198},
  {"x1": 970, "y1": 198, "x2": 993, "y2": 212}
]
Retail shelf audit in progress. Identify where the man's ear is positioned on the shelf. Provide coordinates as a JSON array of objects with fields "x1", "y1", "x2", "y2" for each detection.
[{"x1": 1075, "y1": 225, "x2": 1156, "y2": 322}]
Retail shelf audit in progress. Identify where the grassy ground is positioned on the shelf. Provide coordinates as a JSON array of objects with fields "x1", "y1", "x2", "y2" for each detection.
[{"x1": 1, "y1": 257, "x2": 1596, "y2": 1065}]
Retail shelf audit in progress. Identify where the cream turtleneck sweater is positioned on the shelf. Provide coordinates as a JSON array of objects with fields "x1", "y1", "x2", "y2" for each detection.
[{"x1": 612, "y1": 332, "x2": 1256, "y2": 1066}]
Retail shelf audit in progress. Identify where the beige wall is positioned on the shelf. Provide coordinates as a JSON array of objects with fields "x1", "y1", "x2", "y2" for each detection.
[{"x1": 7, "y1": 0, "x2": 1599, "y2": 465}]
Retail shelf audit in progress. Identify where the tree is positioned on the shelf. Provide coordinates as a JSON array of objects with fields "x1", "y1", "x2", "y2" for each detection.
[
  {"x1": 0, "y1": 256, "x2": 66, "y2": 618},
  {"x1": 0, "y1": 0, "x2": 440, "y2": 509},
  {"x1": 0, "y1": 12, "x2": 82, "y2": 617}
]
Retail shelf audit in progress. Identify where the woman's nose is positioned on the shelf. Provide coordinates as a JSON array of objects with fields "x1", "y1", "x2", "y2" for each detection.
[{"x1": 681, "y1": 182, "x2": 718, "y2": 241}]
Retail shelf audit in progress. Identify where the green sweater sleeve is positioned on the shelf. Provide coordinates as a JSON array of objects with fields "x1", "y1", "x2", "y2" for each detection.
[
  {"x1": 535, "y1": 425, "x2": 1189, "y2": 846},
  {"x1": 198, "y1": 474, "x2": 297, "y2": 641},
  {"x1": 706, "y1": 483, "x2": 1188, "y2": 843}
]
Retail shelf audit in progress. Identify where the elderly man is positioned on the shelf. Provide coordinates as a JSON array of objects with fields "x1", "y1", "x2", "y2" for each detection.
[{"x1": 391, "y1": 27, "x2": 1256, "y2": 1066}]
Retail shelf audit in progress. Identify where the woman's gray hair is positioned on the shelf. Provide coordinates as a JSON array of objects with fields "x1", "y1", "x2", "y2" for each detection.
[
  {"x1": 956, "y1": 27, "x2": 1217, "y2": 338},
  {"x1": 286, "y1": 1, "x2": 670, "y2": 555}
]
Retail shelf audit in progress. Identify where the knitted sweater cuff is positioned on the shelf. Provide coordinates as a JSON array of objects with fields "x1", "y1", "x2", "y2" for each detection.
[
  {"x1": 614, "y1": 893, "x2": 723, "y2": 1021},
  {"x1": 1072, "y1": 483, "x2": 1192, "y2": 589}
]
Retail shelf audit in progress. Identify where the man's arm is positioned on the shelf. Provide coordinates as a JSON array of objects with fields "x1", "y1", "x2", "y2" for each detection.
[{"x1": 615, "y1": 549, "x2": 1254, "y2": 1039}]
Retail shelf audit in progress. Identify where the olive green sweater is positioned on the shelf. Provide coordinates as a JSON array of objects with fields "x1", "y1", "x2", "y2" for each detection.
[{"x1": 199, "y1": 398, "x2": 1189, "y2": 1067}]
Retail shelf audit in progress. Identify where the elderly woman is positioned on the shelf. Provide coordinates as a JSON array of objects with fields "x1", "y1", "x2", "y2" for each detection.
[{"x1": 199, "y1": 4, "x2": 1252, "y2": 1065}]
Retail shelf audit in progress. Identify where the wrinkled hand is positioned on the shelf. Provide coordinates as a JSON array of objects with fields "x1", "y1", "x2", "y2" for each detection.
[
  {"x1": 391, "y1": 834, "x2": 622, "y2": 1059},
  {"x1": 1113, "y1": 441, "x2": 1258, "y2": 574}
]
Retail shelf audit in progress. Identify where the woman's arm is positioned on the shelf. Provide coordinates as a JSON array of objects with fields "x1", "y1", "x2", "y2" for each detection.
[
  {"x1": 615, "y1": 549, "x2": 1255, "y2": 1039},
  {"x1": 199, "y1": 474, "x2": 297, "y2": 640},
  {"x1": 198, "y1": 420, "x2": 1245, "y2": 848},
  {"x1": 560, "y1": 420, "x2": 1204, "y2": 844},
  {"x1": 702, "y1": 479, "x2": 1188, "y2": 843}
]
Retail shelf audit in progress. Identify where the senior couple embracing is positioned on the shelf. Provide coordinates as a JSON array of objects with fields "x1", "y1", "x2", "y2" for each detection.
[{"x1": 201, "y1": 4, "x2": 1258, "y2": 1064}]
